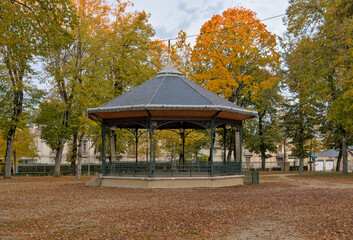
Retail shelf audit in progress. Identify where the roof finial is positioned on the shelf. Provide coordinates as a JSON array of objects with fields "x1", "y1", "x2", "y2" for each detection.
[{"x1": 166, "y1": 39, "x2": 172, "y2": 68}]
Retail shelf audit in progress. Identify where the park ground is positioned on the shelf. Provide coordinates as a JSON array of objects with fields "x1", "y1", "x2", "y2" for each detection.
[{"x1": 0, "y1": 173, "x2": 352, "y2": 239}]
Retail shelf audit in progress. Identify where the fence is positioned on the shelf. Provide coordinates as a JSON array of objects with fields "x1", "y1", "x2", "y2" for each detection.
[
  {"x1": 6, "y1": 162, "x2": 265, "y2": 183},
  {"x1": 10, "y1": 164, "x2": 102, "y2": 176},
  {"x1": 242, "y1": 161, "x2": 304, "y2": 171},
  {"x1": 105, "y1": 161, "x2": 242, "y2": 177}
]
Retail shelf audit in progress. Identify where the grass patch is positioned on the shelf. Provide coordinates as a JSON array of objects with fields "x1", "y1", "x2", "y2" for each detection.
[
  {"x1": 289, "y1": 172, "x2": 353, "y2": 183},
  {"x1": 290, "y1": 172, "x2": 353, "y2": 178},
  {"x1": 181, "y1": 230, "x2": 198, "y2": 235},
  {"x1": 259, "y1": 171, "x2": 296, "y2": 175}
]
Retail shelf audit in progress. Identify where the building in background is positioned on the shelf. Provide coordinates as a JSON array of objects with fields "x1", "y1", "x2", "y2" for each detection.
[{"x1": 25, "y1": 125, "x2": 98, "y2": 165}]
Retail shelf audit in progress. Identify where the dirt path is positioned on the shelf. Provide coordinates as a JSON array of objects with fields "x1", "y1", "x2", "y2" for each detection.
[
  {"x1": 262, "y1": 173, "x2": 353, "y2": 189},
  {"x1": 227, "y1": 220, "x2": 305, "y2": 240}
]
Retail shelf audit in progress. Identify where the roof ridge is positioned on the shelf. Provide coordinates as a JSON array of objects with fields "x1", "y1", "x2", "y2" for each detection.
[{"x1": 148, "y1": 74, "x2": 166, "y2": 105}]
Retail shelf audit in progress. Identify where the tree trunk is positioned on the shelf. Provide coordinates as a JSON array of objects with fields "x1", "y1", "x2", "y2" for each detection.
[
  {"x1": 153, "y1": 140, "x2": 156, "y2": 164},
  {"x1": 71, "y1": 161, "x2": 76, "y2": 176},
  {"x1": 299, "y1": 157, "x2": 304, "y2": 175},
  {"x1": 145, "y1": 148, "x2": 149, "y2": 169},
  {"x1": 233, "y1": 140, "x2": 237, "y2": 161},
  {"x1": 336, "y1": 149, "x2": 342, "y2": 172},
  {"x1": 13, "y1": 149, "x2": 16, "y2": 176},
  {"x1": 259, "y1": 112, "x2": 266, "y2": 171},
  {"x1": 54, "y1": 141, "x2": 65, "y2": 177},
  {"x1": 227, "y1": 130, "x2": 234, "y2": 162},
  {"x1": 227, "y1": 145, "x2": 233, "y2": 162},
  {"x1": 70, "y1": 132, "x2": 78, "y2": 175},
  {"x1": 76, "y1": 133, "x2": 85, "y2": 180},
  {"x1": 110, "y1": 129, "x2": 116, "y2": 162},
  {"x1": 261, "y1": 151, "x2": 267, "y2": 172},
  {"x1": 208, "y1": 131, "x2": 216, "y2": 162},
  {"x1": 135, "y1": 129, "x2": 138, "y2": 164},
  {"x1": 4, "y1": 128, "x2": 16, "y2": 179},
  {"x1": 235, "y1": 130, "x2": 241, "y2": 162},
  {"x1": 3, "y1": 60, "x2": 24, "y2": 179},
  {"x1": 342, "y1": 129, "x2": 348, "y2": 174},
  {"x1": 283, "y1": 137, "x2": 287, "y2": 172}
]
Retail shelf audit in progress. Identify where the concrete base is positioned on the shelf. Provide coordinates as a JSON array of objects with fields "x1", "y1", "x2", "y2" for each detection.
[
  {"x1": 85, "y1": 175, "x2": 102, "y2": 187},
  {"x1": 87, "y1": 175, "x2": 244, "y2": 188}
]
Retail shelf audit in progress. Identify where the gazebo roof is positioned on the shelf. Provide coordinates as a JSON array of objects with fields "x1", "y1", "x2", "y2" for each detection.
[{"x1": 88, "y1": 67, "x2": 257, "y2": 126}]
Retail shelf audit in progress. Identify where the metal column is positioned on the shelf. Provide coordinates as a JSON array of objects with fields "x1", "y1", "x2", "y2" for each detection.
[
  {"x1": 148, "y1": 127, "x2": 154, "y2": 177},
  {"x1": 223, "y1": 127, "x2": 226, "y2": 163},
  {"x1": 210, "y1": 120, "x2": 215, "y2": 177},
  {"x1": 101, "y1": 123, "x2": 107, "y2": 176},
  {"x1": 239, "y1": 124, "x2": 243, "y2": 175}
]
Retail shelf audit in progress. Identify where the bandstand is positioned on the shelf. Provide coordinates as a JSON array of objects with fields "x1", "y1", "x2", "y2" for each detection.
[{"x1": 86, "y1": 67, "x2": 256, "y2": 188}]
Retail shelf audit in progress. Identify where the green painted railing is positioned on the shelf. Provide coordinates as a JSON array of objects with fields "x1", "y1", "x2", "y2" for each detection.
[{"x1": 105, "y1": 161, "x2": 241, "y2": 177}]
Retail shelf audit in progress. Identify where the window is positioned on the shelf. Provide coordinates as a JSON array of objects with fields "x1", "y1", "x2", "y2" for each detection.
[{"x1": 83, "y1": 141, "x2": 87, "y2": 153}]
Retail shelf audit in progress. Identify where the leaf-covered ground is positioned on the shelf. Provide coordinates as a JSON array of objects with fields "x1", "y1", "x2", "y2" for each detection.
[{"x1": 0, "y1": 173, "x2": 352, "y2": 239}]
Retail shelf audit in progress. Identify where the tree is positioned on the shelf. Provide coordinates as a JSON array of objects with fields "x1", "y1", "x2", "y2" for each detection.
[
  {"x1": 40, "y1": 0, "x2": 112, "y2": 177},
  {"x1": 0, "y1": 126, "x2": 38, "y2": 171},
  {"x1": 34, "y1": 99, "x2": 74, "y2": 172},
  {"x1": 282, "y1": 36, "x2": 322, "y2": 174},
  {"x1": 69, "y1": 0, "x2": 114, "y2": 179},
  {"x1": 106, "y1": 3, "x2": 156, "y2": 96},
  {"x1": 39, "y1": 0, "x2": 160, "y2": 177},
  {"x1": 170, "y1": 30, "x2": 193, "y2": 77},
  {"x1": 103, "y1": 3, "x2": 157, "y2": 163},
  {"x1": 281, "y1": 101, "x2": 315, "y2": 174},
  {"x1": 191, "y1": 7, "x2": 280, "y2": 161},
  {"x1": 284, "y1": 0, "x2": 353, "y2": 174},
  {"x1": 0, "y1": 0, "x2": 76, "y2": 178},
  {"x1": 192, "y1": 7, "x2": 279, "y2": 106},
  {"x1": 158, "y1": 129, "x2": 209, "y2": 163},
  {"x1": 243, "y1": 67, "x2": 282, "y2": 170}
]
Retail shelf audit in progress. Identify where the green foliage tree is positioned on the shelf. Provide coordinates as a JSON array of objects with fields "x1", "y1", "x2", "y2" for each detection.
[
  {"x1": 0, "y1": 0, "x2": 76, "y2": 178},
  {"x1": 243, "y1": 69, "x2": 282, "y2": 170},
  {"x1": 284, "y1": 0, "x2": 353, "y2": 173},
  {"x1": 34, "y1": 100, "x2": 74, "y2": 157},
  {"x1": 102, "y1": 2, "x2": 158, "y2": 164},
  {"x1": 281, "y1": 101, "x2": 315, "y2": 174}
]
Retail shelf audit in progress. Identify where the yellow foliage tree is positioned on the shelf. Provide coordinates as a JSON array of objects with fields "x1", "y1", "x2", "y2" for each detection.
[{"x1": 0, "y1": 127, "x2": 38, "y2": 173}]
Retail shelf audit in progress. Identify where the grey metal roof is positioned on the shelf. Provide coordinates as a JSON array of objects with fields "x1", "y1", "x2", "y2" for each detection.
[
  {"x1": 319, "y1": 150, "x2": 339, "y2": 157},
  {"x1": 88, "y1": 68, "x2": 257, "y2": 117}
]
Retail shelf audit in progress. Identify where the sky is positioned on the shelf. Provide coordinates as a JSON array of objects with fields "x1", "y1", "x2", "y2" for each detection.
[
  {"x1": 126, "y1": 0, "x2": 290, "y2": 45},
  {"x1": 36, "y1": 0, "x2": 290, "y2": 90}
]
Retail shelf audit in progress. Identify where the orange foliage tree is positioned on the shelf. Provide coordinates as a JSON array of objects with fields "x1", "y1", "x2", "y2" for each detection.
[
  {"x1": 191, "y1": 7, "x2": 281, "y2": 167},
  {"x1": 191, "y1": 7, "x2": 280, "y2": 107}
]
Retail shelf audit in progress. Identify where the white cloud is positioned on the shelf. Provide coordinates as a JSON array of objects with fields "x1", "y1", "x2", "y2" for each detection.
[{"x1": 128, "y1": 0, "x2": 289, "y2": 44}]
